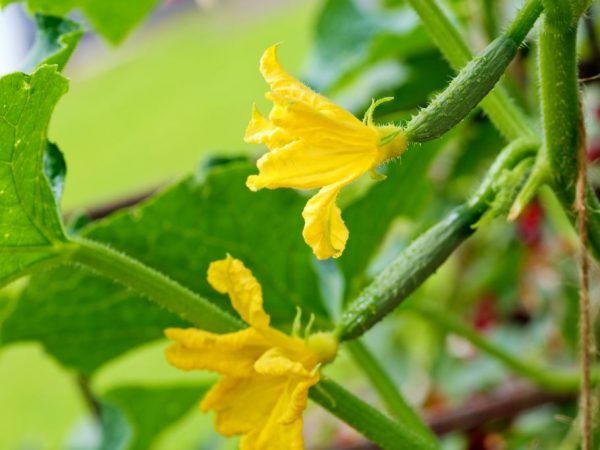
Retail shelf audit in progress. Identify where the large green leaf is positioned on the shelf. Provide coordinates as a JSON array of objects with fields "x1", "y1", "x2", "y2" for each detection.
[
  {"x1": 2, "y1": 0, "x2": 159, "y2": 44},
  {"x1": 0, "y1": 271, "x2": 185, "y2": 375},
  {"x1": 0, "y1": 66, "x2": 70, "y2": 285},
  {"x1": 1, "y1": 163, "x2": 329, "y2": 375},
  {"x1": 99, "y1": 384, "x2": 209, "y2": 450}
]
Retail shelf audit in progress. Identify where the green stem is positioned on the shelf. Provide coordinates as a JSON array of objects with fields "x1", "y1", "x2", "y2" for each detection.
[
  {"x1": 346, "y1": 340, "x2": 434, "y2": 440},
  {"x1": 411, "y1": 303, "x2": 600, "y2": 392},
  {"x1": 70, "y1": 237, "x2": 241, "y2": 333},
  {"x1": 539, "y1": 15, "x2": 579, "y2": 206},
  {"x1": 406, "y1": 0, "x2": 471, "y2": 68},
  {"x1": 406, "y1": 0, "x2": 539, "y2": 141},
  {"x1": 512, "y1": 3, "x2": 600, "y2": 260},
  {"x1": 309, "y1": 378, "x2": 439, "y2": 450},
  {"x1": 482, "y1": 0, "x2": 499, "y2": 40},
  {"x1": 543, "y1": 0, "x2": 576, "y2": 27},
  {"x1": 505, "y1": 0, "x2": 545, "y2": 43},
  {"x1": 539, "y1": 5, "x2": 594, "y2": 448}
]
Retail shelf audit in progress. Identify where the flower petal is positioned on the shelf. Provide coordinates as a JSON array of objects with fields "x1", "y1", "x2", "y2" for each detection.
[
  {"x1": 201, "y1": 375, "x2": 285, "y2": 437},
  {"x1": 241, "y1": 417, "x2": 304, "y2": 450},
  {"x1": 207, "y1": 256, "x2": 270, "y2": 329},
  {"x1": 247, "y1": 137, "x2": 374, "y2": 191},
  {"x1": 254, "y1": 347, "x2": 314, "y2": 378},
  {"x1": 164, "y1": 328, "x2": 269, "y2": 377},
  {"x1": 239, "y1": 378, "x2": 310, "y2": 450},
  {"x1": 268, "y1": 92, "x2": 377, "y2": 148},
  {"x1": 260, "y1": 44, "x2": 361, "y2": 127},
  {"x1": 302, "y1": 182, "x2": 352, "y2": 259},
  {"x1": 279, "y1": 376, "x2": 319, "y2": 425},
  {"x1": 254, "y1": 348, "x2": 319, "y2": 425},
  {"x1": 244, "y1": 103, "x2": 294, "y2": 149}
]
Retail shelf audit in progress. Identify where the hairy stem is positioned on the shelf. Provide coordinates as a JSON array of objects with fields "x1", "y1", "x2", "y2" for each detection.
[
  {"x1": 539, "y1": 20, "x2": 579, "y2": 205},
  {"x1": 538, "y1": 4, "x2": 594, "y2": 445},
  {"x1": 504, "y1": 0, "x2": 545, "y2": 43},
  {"x1": 310, "y1": 378, "x2": 439, "y2": 450},
  {"x1": 70, "y1": 237, "x2": 241, "y2": 332}
]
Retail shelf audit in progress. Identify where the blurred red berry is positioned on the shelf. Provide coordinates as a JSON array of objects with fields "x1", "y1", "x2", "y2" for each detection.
[
  {"x1": 516, "y1": 200, "x2": 544, "y2": 247},
  {"x1": 472, "y1": 295, "x2": 499, "y2": 331}
]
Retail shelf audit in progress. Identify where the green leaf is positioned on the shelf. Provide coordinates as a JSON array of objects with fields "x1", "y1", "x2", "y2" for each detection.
[
  {"x1": 339, "y1": 141, "x2": 441, "y2": 300},
  {"x1": 306, "y1": 0, "x2": 449, "y2": 112},
  {"x1": 81, "y1": 0, "x2": 160, "y2": 44},
  {"x1": 100, "y1": 384, "x2": 209, "y2": 450},
  {"x1": 307, "y1": 0, "x2": 430, "y2": 90},
  {"x1": 43, "y1": 141, "x2": 66, "y2": 203},
  {"x1": 99, "y1": 402, "x2": 131, "y2": 450},
  {"x1": 4, "y1": 0, "x2": 160, "y2": 44},
  {"x1": 0, "y1": 0, "x2": 19, "y2": 7},
  {"x1": 375, "y1": 51, "x2": 451, "y2": 115},
  {"x1": 22, "y1": 14, "x2": 84, "y2": 72},
  {"x1": 0, "y1": 66, "x2": 71, "y2": 286},
  {"x1": 0, "y1": 271, "x2": 185, "y2": 374},
  {"x1": 15, "y1": 0, "x2": 77, "y2": 15},
  {"x1": 1, "y1": 163, "x2": 328, "y2": 374}
]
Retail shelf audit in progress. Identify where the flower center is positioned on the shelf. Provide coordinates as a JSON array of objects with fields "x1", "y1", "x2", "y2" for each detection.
[
  {"x1": 376, "y1": 125, "x2": 408, "y2": 163},
  {"x1": 306, "y1": 332, "x2": 338, "y2": 364}
]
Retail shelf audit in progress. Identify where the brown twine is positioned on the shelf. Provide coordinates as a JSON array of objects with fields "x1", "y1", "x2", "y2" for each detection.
[{"x1": 576, "y1": 108, "x2": 592, "y2": 450}]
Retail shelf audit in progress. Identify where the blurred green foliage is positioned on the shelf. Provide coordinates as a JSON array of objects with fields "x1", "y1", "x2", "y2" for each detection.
[
  {"x1": 0, "y1": 0, "x2": 598, "y2": 448},
  {"x1": 98, "y1": 384, "x2": 211, "y2": 450}
]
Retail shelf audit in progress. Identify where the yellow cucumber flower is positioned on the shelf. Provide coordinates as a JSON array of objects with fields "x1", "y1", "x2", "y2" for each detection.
[
  {"x1": 165, "y1": 255, "x2": 338, "y2": 450},
  {"x1": 244, "y1": 45, "x2": 408, "y2": 260}
]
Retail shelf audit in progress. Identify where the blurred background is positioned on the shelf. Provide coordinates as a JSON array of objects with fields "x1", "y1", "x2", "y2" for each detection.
[{"x1": 1, "y1": 0, "x2": 600, "y2": 449}]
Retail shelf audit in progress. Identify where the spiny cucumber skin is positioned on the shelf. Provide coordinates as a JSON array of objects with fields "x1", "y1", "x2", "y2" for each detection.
[
  {"x1": 406, "y1": 36, "x2": 517, "y2": 143},
  {"x1": 337, "y1": 204, "x2": 483, "y2": 341}
]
